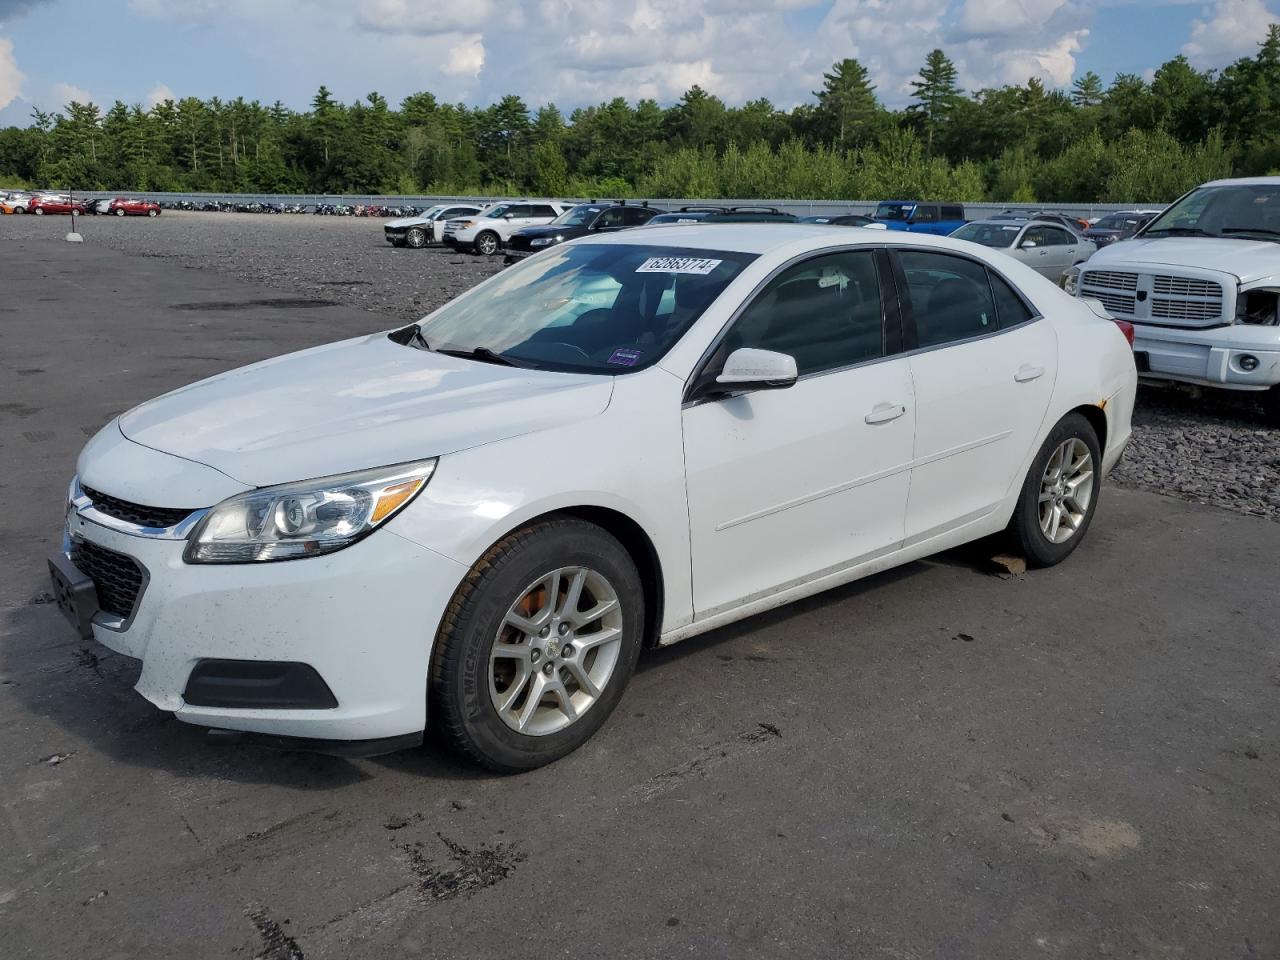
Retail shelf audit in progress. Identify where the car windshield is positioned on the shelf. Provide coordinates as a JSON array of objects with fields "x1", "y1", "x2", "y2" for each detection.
[
  {"x1": 1144, "y1": 184, "x2": 1280, "y2": 239},
  {"x1": 481, "y1": 204, "x2": 511, "y2": 219},
  {"x1": 951, "y1": 222, "x2": 1021, "y2": 248},
  {"x1": 874, "y1": 202, "x2": 913, "y2": 221},
  {"x1": 414, "y1": 243, "x2": 757, "y2": 374},
  {"x1": 553, "y1": 206, "x2": 603, "y2": 226}
]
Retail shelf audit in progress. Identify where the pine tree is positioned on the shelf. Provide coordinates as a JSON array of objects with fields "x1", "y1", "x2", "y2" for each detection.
[
  {"x1": 909, "y1": 49, "x2": 961, "y2": 154},
  {"x1": 814, "y1": 59, "x2": 880, "y2": 150},
  {"x1": 1071, "y1": 71, "x2": 1104, "y2": 107}
]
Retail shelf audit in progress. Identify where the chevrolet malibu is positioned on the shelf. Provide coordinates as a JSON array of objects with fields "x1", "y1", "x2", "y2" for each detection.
[{"x1": 49, "y1": 227, "x2": 1136, "y2": 771}]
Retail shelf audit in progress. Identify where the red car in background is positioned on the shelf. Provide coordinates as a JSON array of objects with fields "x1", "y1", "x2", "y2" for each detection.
[
  {"x1": 109, "y1": 198, "x2": 160, "y2": 217},
  {"x1": 28, "y1": 196, "x2": 87, "y2": 215}
]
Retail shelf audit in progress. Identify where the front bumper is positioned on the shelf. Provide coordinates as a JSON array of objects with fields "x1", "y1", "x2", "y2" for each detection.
[
  {"x1": 57, "y1": 509, "x2": 467, "y2": 743},
  {"x1": 1131, "y1": 323, "x2": 1280, "y2": 391},
  {"x1": 384, "y1": 227, "x2": 407, "y2": 244}
]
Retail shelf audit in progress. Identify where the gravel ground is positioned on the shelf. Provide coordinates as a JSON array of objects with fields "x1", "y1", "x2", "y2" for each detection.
[{"x1": 6, "y1": 209, "x2": 1277, "y2": 521}]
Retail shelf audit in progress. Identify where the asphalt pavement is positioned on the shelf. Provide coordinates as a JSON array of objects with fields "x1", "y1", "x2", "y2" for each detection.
[{"x1": 1, "y1": 234, "x2": 1277, "y2": 959}]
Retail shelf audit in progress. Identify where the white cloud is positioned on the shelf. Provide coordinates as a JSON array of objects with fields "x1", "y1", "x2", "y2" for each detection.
[
  {"x1": 958, "y1": 0, "x2": 1072, "y2": 38},
  {"x1": 1182, "y1": 0, "x2": 1278, "y2": 66},
  {"x1": 355, "y1": 0, "x2": 498, "y2": 35},
  {"x1": 147, "y1": 81, "x2": 175, "y2": 106},
  {"x1": 51, "y1": 81, "x2": 92, "y2": 106},
  {"x1": 443, "y1": 35, "x2": 485, "y2": 76},
  {"x1": 0, "y1": 37, "x2": 22, "y2": 111}
]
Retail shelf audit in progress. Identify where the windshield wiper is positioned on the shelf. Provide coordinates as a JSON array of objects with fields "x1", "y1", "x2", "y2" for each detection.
[
  {"x1": 434, "y1": 346, "x2": 529, "y2": 368},
  {"x1": 1143, "y1": 226, "x2": 1216, "y2": 238},
  {"x1": 1221, "y1": 226, "x2": 1280, "y2": 242}
]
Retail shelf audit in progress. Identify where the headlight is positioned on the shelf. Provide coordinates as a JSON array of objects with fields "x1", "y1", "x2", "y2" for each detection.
[
  {"x1": 456, "y1": 220, "x2": 475, "y2": 229},
  {"x1": 529, "y1": 237, "x2": 559, "y2": 247},
  {"x1": 1061, "y1": 265, "x2": 1081, "y2": 295},
  {"x1": 184, "y1": 459, "x2": 436, "y2": 564}
]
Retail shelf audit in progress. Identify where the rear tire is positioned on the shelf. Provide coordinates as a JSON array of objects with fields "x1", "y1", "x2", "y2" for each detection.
[
  {"x1": 1008, "y1": 412, "x2": 1102, "y2": 567},
  {"x1": 430, "y1": 517, "x2": 644, "y2": 772},
  {"x1": 147, "y1": 208, "x2": 157, "y2": 217},
  {"x1": 115, "y1": 208, "x2": 125, "y2": 217},
  {"x1": 406, "y1": 227, "x2": 427, "y2": 248},
  {"x1": 474, "y1": 231, "x2": 500, "y2": 256}
]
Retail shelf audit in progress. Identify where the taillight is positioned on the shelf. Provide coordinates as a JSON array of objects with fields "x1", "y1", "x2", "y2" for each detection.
[{"x1": 1113, "y1": 319, "x2": 1136, "y2": 348}]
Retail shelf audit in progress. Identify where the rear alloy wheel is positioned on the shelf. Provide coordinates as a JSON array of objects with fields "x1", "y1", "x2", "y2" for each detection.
[
  {"x1": 474, "y1": 231, "x2": 500, "y2": 256},
  {"x1": 431, "y1": 518, "x2": 643, "y2": 772},
  {"x1": 147, "y1": 208, "x2": 157, "y2": 217},
  {"x1": 1008, "y1": 412, "x2": 1101, "y2": 567},
  {"x1": 405, "y1": 227, "x2": 427, "y2": 248}
]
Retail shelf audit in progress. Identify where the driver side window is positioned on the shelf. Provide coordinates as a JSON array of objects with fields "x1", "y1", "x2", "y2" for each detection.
[{"x1": 722, "y1": 251, "x2": 884, "y2": 377}]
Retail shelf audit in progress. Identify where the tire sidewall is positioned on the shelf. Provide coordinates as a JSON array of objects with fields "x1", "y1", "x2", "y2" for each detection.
[
  {"x1": 1015, "y1": 412, "x2": 1103, "y2": 566},
  {"x1": 435, "y1": 522, "x2": 644, "y2": 771},
  {"x1": 475, "y1": 231, "x2": 499, "y2": 256}
]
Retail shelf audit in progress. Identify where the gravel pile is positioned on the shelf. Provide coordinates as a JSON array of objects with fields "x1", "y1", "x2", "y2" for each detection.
[{"x1": 5, "y1": 210, "x2": 1276, "y2": 522}]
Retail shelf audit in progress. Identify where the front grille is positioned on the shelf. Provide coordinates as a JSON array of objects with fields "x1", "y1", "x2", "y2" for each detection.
[
  {"x1": 1090, "y1": 291, "x2": 1137, "y2": 315},
  {"x1": 1082, "y1": 270, "x2": 1139, "y2": 291},
  {"x1": 1153, "y1": 275, "x2": 1221, "y2": 298},
  {"x1": 1151, "y1": 298, "x2": 1223, "y2": 322},
  {"x1": 71, "y1": 540, "x2": 144, "y2": 619},
  {"x1": 82, "y1": 484, "x2": 194, "y2": 528}
]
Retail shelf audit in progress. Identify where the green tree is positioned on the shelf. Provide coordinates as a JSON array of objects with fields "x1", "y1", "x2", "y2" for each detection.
[
  {"x1": 909, "y1": 49, "x2": 962, "y2": 154},
  {"x1": 814, "y1": 58, "x2": 882, "y2": 149}
]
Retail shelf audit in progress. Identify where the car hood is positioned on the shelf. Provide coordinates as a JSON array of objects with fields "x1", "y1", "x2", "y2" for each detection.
[
  {"x1": 117, "y1": 333, "x2": 614, "y2": 488},
  {"x1": 1089, "y1": 236, "x2": 1280, "y2": 283},
  {"x1": 385, "y1": 215, "x2": 431, "y2": 228}
]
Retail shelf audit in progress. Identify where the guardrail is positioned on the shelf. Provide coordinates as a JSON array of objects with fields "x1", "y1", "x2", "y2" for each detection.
[{"x1": 63, "y1": 191, "x2": 1164, "y2": 219}]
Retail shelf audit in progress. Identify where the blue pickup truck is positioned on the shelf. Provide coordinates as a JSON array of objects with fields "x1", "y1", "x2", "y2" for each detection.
[{"x1": 873, "y1": 201, "x2": 967, "y2": 235}]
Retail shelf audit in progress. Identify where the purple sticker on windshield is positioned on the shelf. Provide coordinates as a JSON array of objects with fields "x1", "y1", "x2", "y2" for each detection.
[{"x1": 608, "y1": 348, "x2": 642, "y2": 367}]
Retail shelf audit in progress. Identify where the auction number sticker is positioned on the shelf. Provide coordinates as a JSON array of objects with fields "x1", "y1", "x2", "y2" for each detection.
[{"x1": 636, "y1": 257, "x2": 723, "y2": 275}]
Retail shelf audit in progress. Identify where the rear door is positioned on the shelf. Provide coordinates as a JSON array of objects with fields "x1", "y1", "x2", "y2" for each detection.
[
  {"x1": 909, "y1": 204, "x2": 940, "y2": 234},
  {"x1": 1039, "y1": 225, "x2": 1080, "y2": 281},
  {"x1": 893, "y1": 249, "x2": 1057, "y2": 543}
]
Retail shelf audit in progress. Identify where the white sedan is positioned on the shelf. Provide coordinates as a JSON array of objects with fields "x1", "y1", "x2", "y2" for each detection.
[{"x1": 50, "y1": 226, "x2": 1136, "y2": 771}]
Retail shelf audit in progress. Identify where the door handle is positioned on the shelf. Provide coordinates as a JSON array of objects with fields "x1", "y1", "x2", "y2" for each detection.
[
  {"x1": 865, "y1": 402, "x2": 907, "y2": 425},
  {"x1": 1014, "y1": 364, "x2": 1045, "y2": 383}
]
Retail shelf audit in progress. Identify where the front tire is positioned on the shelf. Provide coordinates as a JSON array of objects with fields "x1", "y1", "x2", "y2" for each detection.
[
  {"x1": 33, "y1": 207, "x2": 43, "y2": 215},
  {"x1": 1008, "y1": 412, "x2": 1102, "y2": 567},
  {"x1": 474, "y1": 231, "x2": 500, "y2": 256},
  {"x1": 406, "y1": 227, "x2": 427, "y2": 248},
  {"x1": 147, "y1": 208, "x2": 157, "y2": 217},
  {"x1": 115, "y1": 208, "x2": 125, "y2": 217},
  {"x1": 430, "y1": 518, "x2": 644, "y2": 772}
]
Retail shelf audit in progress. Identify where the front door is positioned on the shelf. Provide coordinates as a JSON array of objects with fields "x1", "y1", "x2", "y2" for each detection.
[{"x1": 682, "y1": 249, "x2": 915, "y2": 618}]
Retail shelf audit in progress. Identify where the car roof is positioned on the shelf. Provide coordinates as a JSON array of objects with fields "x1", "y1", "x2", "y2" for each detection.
[
  {"x1": 1201, "y1": 176, "x2": 1280, "y2": 188},
  {"x1": 575, "y1": 222, "x2": 980, "y2": 255}
]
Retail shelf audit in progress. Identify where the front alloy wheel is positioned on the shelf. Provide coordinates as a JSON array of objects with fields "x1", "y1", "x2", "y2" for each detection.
[
  {"x1": 474, "y1": 231, "x2": 500, "y2": 256},
  {"x1": 406, "y1": 227, "x2": 427, "y2": 248},
  {"x1": 490, "y1": 567, "x2": 624, "y2": 736},
  {"x1": 431, "y1": 517, "x2": 643, "y2": 772}
]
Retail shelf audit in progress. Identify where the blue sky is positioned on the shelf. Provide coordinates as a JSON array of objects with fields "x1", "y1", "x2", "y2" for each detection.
[{"x1": 1, "y1": 0, "x2": 1277, "y2": 127}]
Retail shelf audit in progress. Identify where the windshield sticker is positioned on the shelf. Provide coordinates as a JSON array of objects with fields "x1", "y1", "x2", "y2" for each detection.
[
  {"x1": 1002, "y1": 226, "x2": 1020, "y2": 231},
  {"x1": 608, "y1": 347, "x2": 642, "y2": 367},
  {"x1": 636, "y1": 257, "x2": 723, "y2": 275}
]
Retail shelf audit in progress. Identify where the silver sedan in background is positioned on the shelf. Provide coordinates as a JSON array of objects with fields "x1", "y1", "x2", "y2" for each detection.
[{"x1": 951, "y1": 219, "x2": 1096, "y2": 283}]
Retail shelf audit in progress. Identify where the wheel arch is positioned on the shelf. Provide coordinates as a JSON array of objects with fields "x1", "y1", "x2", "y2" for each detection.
[
  {"x1": 1068, "y1": 402, "x2": 1108, "y2": 453},
  {"x1": 530, "y1": 505, "x2": 664, "y2": 649}
]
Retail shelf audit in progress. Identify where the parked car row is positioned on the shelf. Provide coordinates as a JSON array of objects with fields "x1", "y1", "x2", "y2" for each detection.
[{"x1": 1, "y1": 192, "x2": 161, "y2": 216}]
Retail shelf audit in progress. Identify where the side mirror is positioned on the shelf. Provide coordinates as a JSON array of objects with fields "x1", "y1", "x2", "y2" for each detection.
[
  {"x1": 1020, "y1": 239, "x2": 1037, "y2": 249},
  {"x1": 713, "y1": 348, "x2": 798, "y2": 393},
  {"x1": 502, "y1": 213, "x2": 515, "y2": 220}
]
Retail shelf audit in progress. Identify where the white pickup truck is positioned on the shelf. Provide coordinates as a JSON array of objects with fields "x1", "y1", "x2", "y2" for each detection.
[{"x1": 1064, "y1": 177, "x2": 1280, "y2": 423}]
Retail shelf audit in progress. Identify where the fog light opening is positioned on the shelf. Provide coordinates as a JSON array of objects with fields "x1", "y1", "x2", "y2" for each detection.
[{"x1": 1239, "y1": 354, "x2": 1260, "y2": 372}]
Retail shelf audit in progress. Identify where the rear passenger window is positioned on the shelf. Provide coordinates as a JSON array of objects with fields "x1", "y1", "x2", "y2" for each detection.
[
  {"x1": 624, "y1": 207, "x2": 655, "y2": 225},
  {"x1": 724, "y1": 252, "x2": 883, "y2": 376},
  {"x1": 898, "y1": 251, "x2": 997, "y2": 348},
  {"x1": 989, "y1": 272, "x2": 1034, "y2": 327},
  {"x1": 531, "y1": 205, "x2": 558, "y2": 218},
  {"x1": 913, "y1": 205, "x2": 939, "y2": 223},
  {"x1": 942, "y1": 205, "x2": 964, "y2": 221}
]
